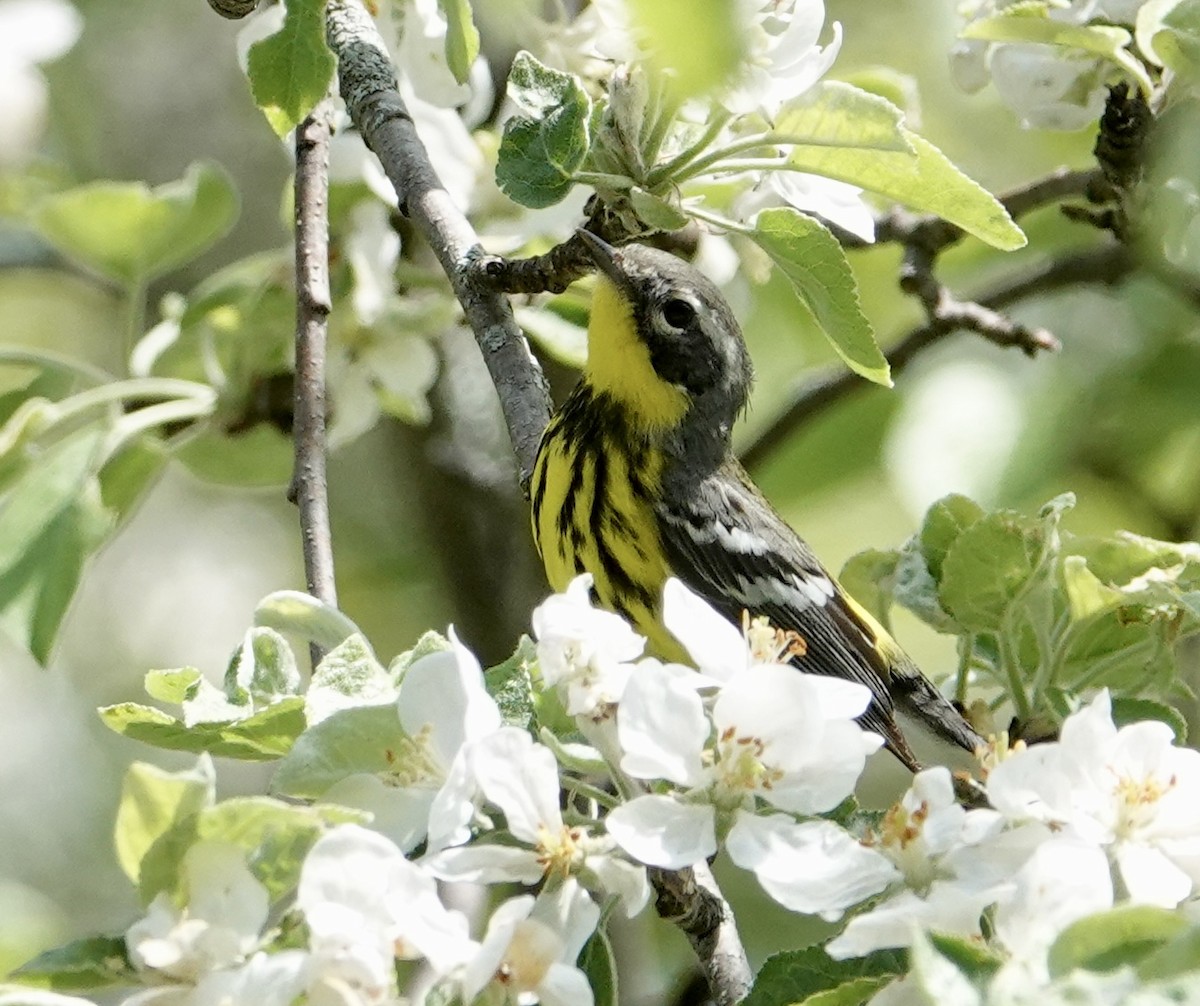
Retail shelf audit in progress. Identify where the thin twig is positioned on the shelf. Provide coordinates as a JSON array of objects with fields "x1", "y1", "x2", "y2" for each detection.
[
  {"x1": 740, "y1": 244, "x2": 1133, "y2": 469},
  {"x1": 650, "y1": 863, "x2": 753, "y2": 1006},
  {"x1": 325, "y1": 0, "x2": 551, "y2": 491},
  {"x1": 289, "y1": 99, "x2": 339, "y2": 642}
]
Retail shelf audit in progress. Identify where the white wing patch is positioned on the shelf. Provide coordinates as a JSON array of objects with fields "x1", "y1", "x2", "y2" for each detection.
[
  {"x1": 678, "y1": 516, "x2": 770, "y2": 555},
  {"x1": 729, "y1": 572, "x2": 832, "y2": 612}
]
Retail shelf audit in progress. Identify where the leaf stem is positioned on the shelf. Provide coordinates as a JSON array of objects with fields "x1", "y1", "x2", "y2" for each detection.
[
  {"x1": 644, "y1": 110, "x2": 736, "y2": 188},
  {"x1": 0, "y1": 347, "x2": 116, "y2": 386},
  {"x1": 125, "y1": 280, "x2": 147, "y2": 372},
  {"x1": 684, "y1": 204, "x2": 750, "y2": 235},
  {"x1": 103, "y1": 394, "x2": 217, "y2": 457},
  {"x1": 998, "y1": 618, "x2": 1032, "y2": 722}
]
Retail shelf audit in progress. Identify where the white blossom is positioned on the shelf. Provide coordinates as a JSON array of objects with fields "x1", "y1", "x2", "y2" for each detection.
[
  {"x1": 987, "y1": 690, "x2": 1200, "y2": 907},
  {"x1": 607, "y1": 658, "x2": 887, "y2": 916},
  {"x1": 0, "y1": 0, "x2": 82, "y2": 166},
  {"x1": 531, "y1": 574, "x2": 646, "y2": 717},
  {"x1": 322, "y1": 631, "x2": 502, "y2": 853},
  {"x1": 425, "y1": 727, "x2": 650, "y2": 915},
  {"x1": 126, "y1": 842, "x2": 268, "y2": 984},
  {"x1": 725, "y1": 0, "x2": 844, "y2": 119},
  {"x1": 449, "y1": 880, "x2": 599, "y2": 1006},
  {"x1": 826, "y1": 768, "x2": 1033, "y2": 958},
  {"x1": 298, "y1": 825, "x2": 471, "y2": 989}
]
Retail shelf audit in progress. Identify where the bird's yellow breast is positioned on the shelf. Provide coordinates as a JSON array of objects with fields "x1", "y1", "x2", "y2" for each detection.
[{"x1": 530, "y1": 389, "x2": 688, "y2": 661}]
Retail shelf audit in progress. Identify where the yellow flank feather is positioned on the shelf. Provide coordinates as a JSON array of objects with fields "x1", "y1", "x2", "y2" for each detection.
[
  {"x1": 531, "y1": 399, "x2": 688, "y2": 662},
  {"x1": 585, "y1": 276, "x2": 688, "y2": 430}
]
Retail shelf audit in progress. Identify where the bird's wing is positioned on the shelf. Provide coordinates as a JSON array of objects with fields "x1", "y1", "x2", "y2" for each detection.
[{"x1": 655, "y1": 458, "x2": 921, "y2": 766}]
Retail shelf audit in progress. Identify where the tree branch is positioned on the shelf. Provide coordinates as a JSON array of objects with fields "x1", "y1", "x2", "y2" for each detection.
[
  {"x1": 740, "y1": 244, "x2": 1133, "y2": 469},
  {"x1": 325, "y1": 0, "x2": 551, "y2": 491},
  {"x1": 650, "y1": 863, "x2": 753, "y2": 1006},
  {"x1": 289, "y1": 100, "x2": 339, "y2": 642}
]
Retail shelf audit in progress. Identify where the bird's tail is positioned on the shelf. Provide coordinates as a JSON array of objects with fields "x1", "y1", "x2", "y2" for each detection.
[{"x1": 888, "y1": 651, "x2": 986, "y2": 757}]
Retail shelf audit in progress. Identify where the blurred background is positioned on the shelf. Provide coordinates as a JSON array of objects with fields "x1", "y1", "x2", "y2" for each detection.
[{"x1": 2, "y1": 0, "x2": 1198, "y2": 1002}]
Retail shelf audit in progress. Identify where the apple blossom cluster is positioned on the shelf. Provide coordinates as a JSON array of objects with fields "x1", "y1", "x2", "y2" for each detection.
[
  {"x1": 11, "y1": 573, "x2": 1200, "y2": 1006},
  {"x1": 829, "y1": 689, "x2": 1200, "y2": 1003},
  {"x1": 952, "y1": 0, "x2": 1154, "y2": 130}
]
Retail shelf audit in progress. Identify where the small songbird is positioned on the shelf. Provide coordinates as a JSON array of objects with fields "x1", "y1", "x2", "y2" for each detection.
[{"x1": 530, "y1": 230, "x2": 983, "y2": 771}]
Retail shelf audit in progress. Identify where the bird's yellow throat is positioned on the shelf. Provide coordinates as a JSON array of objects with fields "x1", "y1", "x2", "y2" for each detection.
[{"x1": 585, "y1": 276, "x2": 689, "y2": 430}]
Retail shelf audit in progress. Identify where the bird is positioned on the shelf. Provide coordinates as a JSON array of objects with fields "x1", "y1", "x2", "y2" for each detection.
[{"x1": 529, "y1": 229, "x2": 984, "y2": 772}]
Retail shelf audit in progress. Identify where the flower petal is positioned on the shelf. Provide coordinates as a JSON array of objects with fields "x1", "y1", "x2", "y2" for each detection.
[{"x1": 606, "y1": 795, "x2": 716, "y2": 869}]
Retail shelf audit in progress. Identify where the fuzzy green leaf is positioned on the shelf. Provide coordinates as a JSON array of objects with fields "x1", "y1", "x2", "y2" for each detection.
[
  {"x1": 33, "y1": 162, "x2": 239, "y2": 285},
  {"x1": 750, "y1": 208, "x2": 888, "y2": 385},
  {"x1": 742, "y1": 946, "x2": 906, "y2": 1006},
  {"x1": 486, "y1": 635, "x2": 536, "y2": 730},
  {"x1": 246, "y1": 0, "x2": 335, "y2": 136},
  {"x1": 438, "y1": 0, "x2": 480, "y2": 84},
  {"x1": 11, "y1": 936, "x2": 134, "y2": 992},
  {"x1": 962, "y1": 11, "x2": 1153, "y2": 96},
  {"x1": 786, "y1": 129, "x2": 1025, "y2": 251},
  {"x1": 271, "y1": 704, "x2": 406, "y2": 798},
  {"x1": 920, "y1": 494, "x2": 985, "y2": 583},
  {"x1": 496, "y1": 52, "x2": 591, "y2": 208},
  {"x1": 98, "y1": 697, "x2": 306, "y2": 760},
  {"x1": 774, "y1": 82, "x2": 912, "y2": 153},
  {"x1": 1048, "y1": 905, "x2": 1187, "y2": 978},
  {"x1": 113, "y1": 758, "x2": 214, "y2": 884},
  {"x1": 253, "y1": 589, "x2": 364, "y2": 651}
]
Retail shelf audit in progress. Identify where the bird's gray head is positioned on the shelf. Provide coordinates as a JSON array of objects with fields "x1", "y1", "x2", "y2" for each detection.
[{"x1": 576, "y1": 230, "x2": 754, "y2": 437}]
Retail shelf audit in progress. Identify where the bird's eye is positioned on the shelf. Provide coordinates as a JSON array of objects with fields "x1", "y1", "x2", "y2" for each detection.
[{"x1": 661, "y1": 298, "x2": 696, "y2": 329}]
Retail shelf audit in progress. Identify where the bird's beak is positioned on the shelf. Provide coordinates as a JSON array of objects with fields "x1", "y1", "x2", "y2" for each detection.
[{"x1": 576, "y1": 229, "x2": 626, "y2": 286}]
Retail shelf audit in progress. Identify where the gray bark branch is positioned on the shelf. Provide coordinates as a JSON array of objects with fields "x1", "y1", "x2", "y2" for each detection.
[{"x1": 325, "y1": 0, "x2": 551, "y2": 491}]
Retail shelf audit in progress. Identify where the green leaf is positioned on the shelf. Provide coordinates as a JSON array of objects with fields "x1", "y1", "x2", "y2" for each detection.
[
  {"x1": 113, "y1": 758, "x2": 215, "y2": 884},
  {"x1": 629, "y1": 0, "x2": 744, "y2": 98},
  {"x1": 750, "y1": 209, "x2": 888, "y2": 385},
  {"x1": 137, "y1": 796, "x2": 361, "y2": 904},
  {"x1": 628, "y1": 187, "x2": 689, "y2": 230},
  {"x1": 272, "y1": 704, "x2": 406, "y2": 798},
  {"x1": 773, "y1": 82, "x2": 913, "y2": 154},
  {"x1": 98, "y1": 696, "x2": 306, "y2": 760},
  {"x1": 962, "y1": 11, "x2": 1154, "y2": 97},
  {"x1": 1138, "y1": 0, "x2": 1200, "y2": 73},
  {"x1": 486, "y1": 636, "x2": 536, "y2": 730},
  {"x1": 306, "y1": 634, "x2": 395, "y2": 724},
  {"x1": 0, "y1": 429, "x2": 113, "y2": 663},
  {"x1": 97, "y1": 436, "x2": 168, "y2": 527},
  {"x1": 224, "y1": 626, "x2": 300, "y2": 704},
  {"x1": 579, "y1": 928, "x2": 618, "y2": 1006},
  {"x1": 786, "y1": 129, "x2": 1025, "y2": 251},
  {"x1": 254, "y1": 589, "x2": 363, "y2": 651},
  {"x1": 1110, "y1": 696, "x2": 1188, "y2": 743},
  {"x1": 438, "y1": 0, "x2": 479, "y2": 85},
  {"x1": 927, "y1": 932, "x2": 1004, "y2": 980},
  {"x1": 742, "y1": 946, "x2": 906, "y2": 1006},
  {"x1": 246, "y1": 0, "x2": 336, "y2": 137},
  {"x1": 33, "y1": 162, "x2": 239, "y2": 285},
  {"x1": 11, "y1": 936, "x2": 134, "y2": 992},
  {"x1": 893, "y1": 539, "x2": 960, "y2": 633},
  {"x1": 1048, "y1": 905, "x2": 1187, "y2": 978},
  {"x1": 909, "y1": 931, "x2": 980, "y2": 1006},
  {"x1": 496, "y1": 52, "x2": 591, "y2": 208},
  {"x1": 391, "y1": 629, "x2": 452, "y2": 676},
  {"x1": 144, "y1": 667, "x2": 202, "y2": 704},
  {"x1": 939, "y1": 511, "x2": 1052, "y2": 633},
  {"x1": 839, "y1": 548, "x2": 900, "y2": 631},
  {"x1": 1137, "y1": 922, "x2": 1200, "y2": 980},
  {"x1": 800, "y1": 976, "x2": 895, "y2": 1006},
  {"x1": 920, "y1": 494, "x2": 985, "y2": 583},
  {"x1": 1062, "y1": 555, "x2": 1126, "y2": 621}
]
